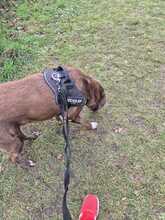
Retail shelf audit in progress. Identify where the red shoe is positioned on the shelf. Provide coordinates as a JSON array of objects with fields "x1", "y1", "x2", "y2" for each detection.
[{"x1": 79, "y1": 194, "x2": 99, "y2": 220}]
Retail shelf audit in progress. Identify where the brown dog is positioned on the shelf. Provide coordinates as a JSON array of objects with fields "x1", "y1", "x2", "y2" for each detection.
[{"x1": 0, "y1": 66, "x2": 105, "y2": 164}]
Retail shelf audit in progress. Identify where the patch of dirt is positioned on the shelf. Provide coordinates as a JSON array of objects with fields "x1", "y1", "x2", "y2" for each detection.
[
  {"x1": 123, "y1": 213, "x2": 132, "y2": 220},
  {"x1": 30, "y1": 202, "x2": 60, "y2": 219},
  {"x1": 128, "y1": 115, "x2": 146, "y2": 128},
  {"x1": 43, "y1": 206, "x2": 55, "y2": 217},
  {"x1": 128, "y1": 115, "x2": 159, "y2": 137},
  {"x1": 129, "y1": 173, "x2": 145, "y2": 185},
  {"x1": 148, "y1": 124, "x2": 159, "y2": 136},
  {"x1": 112, "y1": 155, "x2": 129, "y2": 170},
  {"x1": 155, "y1": 64, "x2": 165, "y2": 91},
  {"x1": 29, "y1": 187, "x2": 62, "y2": 219},
  {"x1": 112, "y1": 123, "x2": 127, "y2": 134},
  {"x1": 30, "y1": 208, "x2": 43, "y2": 220},
  {"x1": 153, "y1": 207, "x2": 165, "y2": 220},
  {"x1": 149, "y1": 98, "x2": 164, "y2": 110},
  {"x1": 111, "y1": 143, "x2": 120, "y2": 152}
]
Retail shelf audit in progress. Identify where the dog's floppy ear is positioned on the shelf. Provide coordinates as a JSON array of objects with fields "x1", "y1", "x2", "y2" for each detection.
[
  {"x1": 82, "y1": 77, "x2": 99, "y2": 111},
  {"x1": 82, "y1": 77, "x2": 92, "y2": 98},
  {"x1": 82, "y1": 76, "x2": 106, "y2": 111}
]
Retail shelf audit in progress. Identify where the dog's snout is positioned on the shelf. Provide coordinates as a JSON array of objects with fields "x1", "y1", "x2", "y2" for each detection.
[{"x1": 91, "y1": 104, "x2": 99, "y2": 112}]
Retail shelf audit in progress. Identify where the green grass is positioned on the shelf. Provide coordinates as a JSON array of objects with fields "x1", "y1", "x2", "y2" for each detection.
[{"x1": 0, "y1": 0, "x2": 165, "y2": 219}]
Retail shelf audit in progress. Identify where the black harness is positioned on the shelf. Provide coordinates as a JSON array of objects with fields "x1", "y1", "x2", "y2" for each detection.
[
  {"x1": 43, "y1": 66, "x2": 87, "y2": 220},
  {"x1": 43, "y1": 66, "x2": 86, "y2": 108}
]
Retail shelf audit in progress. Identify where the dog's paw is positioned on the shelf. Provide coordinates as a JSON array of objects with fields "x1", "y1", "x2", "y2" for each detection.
[
  {"x1": 27, "y1": 160, "x2": 36, "y2": 167},
  {"x1": 31, "y1": 131, "x2": 41, "y2": 140},
  {"x1": 90, "y1": 122, "x2": 98, "y2": 130},
  {"x1": 17, "y1": 158, "x2": 36, "y2": 169}
]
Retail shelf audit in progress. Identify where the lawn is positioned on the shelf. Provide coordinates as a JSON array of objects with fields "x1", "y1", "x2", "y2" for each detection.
[{"x1": 0, "y1": 0, "x2": 165, "y2": 219}]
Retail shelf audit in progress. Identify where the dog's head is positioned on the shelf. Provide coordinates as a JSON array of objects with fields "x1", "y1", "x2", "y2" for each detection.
[
  {"x1": 67, "y1": 66, "x2": 106, "y2": 111},
  {"x1": 82, "y1": 76, "x2": 106, "y2": 112}
]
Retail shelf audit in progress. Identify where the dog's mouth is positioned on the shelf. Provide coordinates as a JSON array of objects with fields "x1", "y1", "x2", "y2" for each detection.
[
  {"x1": 91, "y1": 105, "x2": 99, "y2": 112},
  {"x1": 93, "y1": 96, "x2": 106, "y2": 112},
  {"x1": 86, "y1": 101, "x2": 99, "y2": 112}
]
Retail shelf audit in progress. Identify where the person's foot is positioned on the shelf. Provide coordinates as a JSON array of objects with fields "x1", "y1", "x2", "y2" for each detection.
[{"x1": 79, "y1": 194, "x2": 99, "y2": 220}]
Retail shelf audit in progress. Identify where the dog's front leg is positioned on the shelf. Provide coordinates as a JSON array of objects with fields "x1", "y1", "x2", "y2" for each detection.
[
  {"x1": 68, "y1": 107, "x2": 98, "y2": 130},
  {"x1": 71, "y1": 115, "x2": 98, "y2": 130}
]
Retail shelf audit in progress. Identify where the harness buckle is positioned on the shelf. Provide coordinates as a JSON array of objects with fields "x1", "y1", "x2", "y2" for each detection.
[{"x1": 51, "y1": 73, "x2": 62, "y2": 82}]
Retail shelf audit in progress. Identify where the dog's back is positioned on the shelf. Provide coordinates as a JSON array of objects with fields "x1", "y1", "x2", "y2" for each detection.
[{"x1": 0, "y1": 73, "x2": 59, "y2": 124}]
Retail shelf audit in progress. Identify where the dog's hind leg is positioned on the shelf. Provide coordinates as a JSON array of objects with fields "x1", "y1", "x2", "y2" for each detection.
[
  {"x1": 16, "y1": 125, "x2": 40, "y2": 141},
  {"x1": 12, "y1": 126, "x2": 36, "y2": 167},
  {"x1": 0, "y1": 122, "x2": 22, "y2": 162},
  {"x1": 0, "y1": 122, "x2": 35, "y2": 167},
  {"x1": 8, "y1": 136, "x2": 24, "y2": 164},
  {"x1": 9, "y1": 137, "x2": 36, "y2": 167}
]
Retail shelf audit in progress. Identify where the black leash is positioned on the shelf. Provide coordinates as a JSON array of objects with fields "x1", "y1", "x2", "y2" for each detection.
[
  {"x1": 58, "y1": 90, "x2": 72, "y2": 220},
  {"x1": 43, "y1": 66, "x2": 87, "y2": 220}
]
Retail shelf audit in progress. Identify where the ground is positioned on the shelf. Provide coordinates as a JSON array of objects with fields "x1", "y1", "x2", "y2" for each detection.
[{"x1": 0, "y1": 0, "x2": 165, "y2": 219}]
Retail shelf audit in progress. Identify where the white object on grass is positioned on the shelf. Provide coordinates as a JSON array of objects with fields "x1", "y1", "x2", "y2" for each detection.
[
  {"x1": 91, "y1": 122, "x2": 98, "y2": 130},
  {"x1": 28, "y1": 160, "x2": 36, "y2": 167}
]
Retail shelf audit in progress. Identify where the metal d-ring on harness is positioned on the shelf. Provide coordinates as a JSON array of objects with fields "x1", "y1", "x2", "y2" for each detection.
[{"x1": 43, "y1": 66, "x2": 87, "y2": 220}]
